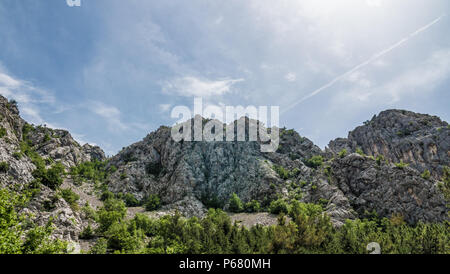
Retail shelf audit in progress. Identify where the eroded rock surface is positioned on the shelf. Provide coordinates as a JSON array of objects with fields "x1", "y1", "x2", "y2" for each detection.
[{"x1": 328, "y1": 109, "x2": 449, "y2": 178}]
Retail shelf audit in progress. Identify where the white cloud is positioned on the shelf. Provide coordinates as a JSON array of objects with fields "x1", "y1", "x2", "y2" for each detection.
[
  {"x1": 0, "y1": 67, "x2": 57, "y2": 125},
  {"x1": 333, "y1": 48, "x2": 450, "y2": 106},
  {"x1": 88, "y1": 101, "x2": 128, "y2": 132},
  {"x1": 159, "y1": 104, "x2": 172, "y2": 112},
  {"x1": 87, "y1": 101, "x2": 152, "y2": 133},
  {"x1": 214, "y1": 16, "x2": 224, "y2": 25},
  {"x1": 71, "y1": 133, "x2": 98, "y2": 147},
  {"x1": 0, "y1": 72, "x2": 21, "y2": 88},
  {"x1": 162, "y1": 76, "x2": 244, "y2": 97},
  {"x1": 346, "y1": 71, "x2": 372, "y2": 88},
  {"x1": 381, "y1": 49, "x2": 450, "y2": 102},
  {"x1": 366, "y1": 0, "x2": 383, "y2": 7},
  {"x1": 284, "y1": 72, "x2": 297, "y2": 82}
]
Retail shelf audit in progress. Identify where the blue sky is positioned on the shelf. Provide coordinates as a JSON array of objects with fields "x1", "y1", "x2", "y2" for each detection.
[{"x1": 0, "y1": 0, "x2": 449, "y2": 155}]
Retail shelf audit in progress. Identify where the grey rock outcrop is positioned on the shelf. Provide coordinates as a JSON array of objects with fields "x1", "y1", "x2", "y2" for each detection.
[
  {"x1": 328, "y1": 109, "x2": 450, "y2": 178},
  {"x1": 0, "y1": 94, "x2": 105, "y2": 241},
  {"x1": 331, "y1": 153, "x2": 447, "y2": 224},
  {"x1": 105, "y1": 112, "x2": 448, "y2": 225},
  {"x1": 26, "y1": 126, "x2": 105, "y2": 168}
]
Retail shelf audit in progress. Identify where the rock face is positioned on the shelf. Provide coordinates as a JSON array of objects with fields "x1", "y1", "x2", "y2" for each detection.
[
  {"x1": 0, "y1": 93, "x2": 448, "y2": 234},
  {"x1": 26, "y1": 126, "x2": 105, "y2": 168},
  {"x1": 106, "y1": 113, "x2": 448, "y2": 225},
  {"x1": 0, "y1": 95, "x2": 105, "y2": 242},
  {"x1": 331, "y1": 153, "x2": 447, "y2": 225},
  {"x1": 328, "y1": 110, "x2": 450, "y2": 178}
]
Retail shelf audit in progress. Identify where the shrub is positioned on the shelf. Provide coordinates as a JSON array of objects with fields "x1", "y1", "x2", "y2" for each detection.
[
  {"x1": 421, "y1": 170, "x2": 431, "y2": 180},
  {"x1": 43, "y1": 195, "x2": 59, "y2": 211},
  {"x1": 0, "y1": 127, "x2": 6, "y2": 138},
  {"x1": 228, "y1": 193, "x2": 244, "y2": 213},
  {"x1": 390, "y1": 213, "x2": 406, "y2": 226},
  {"x1": 70, "y1": 160, "x2": 108, "y2": 184},
  {"x1": 318, "y1": 198, "x2": 329, "y2": 209},
  {"x1": 244, "y1": 200, "x2": 261, "y2": 213},
  {"x1": 79, "y1": 225, "x2": 95, "y2": 240},
  {"x1": 109, "y1": 165, "x2": 117, "y2": 173},
  {"x1": 8, "y1": 99, "x2": 18, "y2": 108},
  {"x1": 43, "y1": 133, "x2": 51, "y2": 142},
  {"x1": 123, "y1": 193, "x2": 140, "y2": 207},
  {"x1": 0, "y1": 161, "x2": 9, "y2": 173},
  {"x1": 395, "y1": 160, "x2": 409, "y2": 169},
  {"x1": 305, "y1": 155, "x2": 323, "y2": 169},
  {"x1": 0, "y1": 188, "x2": 67, "y2": 254},
  {"x1": 13, "y1": 151, "x2": 22, "y2": 160},
  {"x1": 97, "y1": 198, "x2": 127, "y2": 232},
  {"x1": 356, "y1": 148, "x2": 365, "y2": 156},
  {"x1": 82, "y1": 203, "x2": 97, "y2": 220},
  {"x1": 24, "y1": 180, "x2": 42, "y2": 198},
  {"x1": 130, "y1": 213, "x2": 158, "y2": 237},
  {"x1": 144, "y1": 194, "x2": 161, "y2": 211},
  {"x1": 290, "y1": 168, "x2": 300, "y2": 177},
  {"x1": 273, "y1": 165, "x2": 289, "y2": 180},
  {"x1": 289, "y1": 201, "x2": 323, "y2": 220},
  {"x1": 201, "y1": 194, "x2": 222, "y2": 210},
  {"x1": 60, "y1": 188, "x2": 80, "y2": 211},
  {"x1": 338, "y1": 149, "x2": 347, "y2": 158},
  {"x1": 37, "y1": 162, "x2": 65, "y2": 190},
  {"x1": 122, "y1": 152, "x2": 137, "y2": 163},
  {"x1": 146, "y1": 162, "x2": 162, "y2": 176},
  {"x1": 90, "y1": 238, "x2": 108, "y2": 254},
  {"x1": 269, "y1": 199, "x2": 289, "y2": 215},
  {"x1": 100, "y1": 190, "x2": 115, "y2": 201},
  {"x1": 120, "y1": 173, "x2": 128, "y2": 180},
  {"x1": 376, "y1": 155, "x2": 385, "y2": 166},
  {"x1": 105, "y1": 222, "x2": 144, "y2": 252},
  {"x1": 438, "y1": 166, "x2": 450, "y2": 201},
  {"x1": 22, "y1": 123, "x2": 34, "y2": 138}
]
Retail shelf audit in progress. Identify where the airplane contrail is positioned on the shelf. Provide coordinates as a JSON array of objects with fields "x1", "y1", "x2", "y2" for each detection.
[{"x1": 281, "y1": 14, "x2": 445, "y2": 115}]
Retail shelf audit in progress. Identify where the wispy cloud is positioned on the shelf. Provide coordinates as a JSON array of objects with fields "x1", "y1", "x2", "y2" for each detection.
[
  {"x1": 0, "y1": 66, "x2": 56, "y2": 125},
  {"x1": 281, "y1": 14, "x2": 445, "y2": 115},
  {"x1": 284, "y1": 72, "x2": 297, "y2": 82},
  {"x1": 159, "y1": 104, "x2": 172, "y2": 112},
  {"x1": 71, "y1": 133, "x2": 98, "y2": 147},
  {"x1": 162, "y1": 76, "x2": 244, "y2": 97},
  {"x1": 331, "y1": 48, "x2": 450, "y2": 107},
  {"x1": 88, "y1": 101, "x2": 128, "y2": 132},
  {"x1": 379, "y1": 48, "x2": 450, "y2": 102}
]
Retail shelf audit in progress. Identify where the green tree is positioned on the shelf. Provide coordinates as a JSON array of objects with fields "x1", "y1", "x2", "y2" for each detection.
[
  {"x1": 96, "y1": 198, "x2": 127, "y2": 232},
  {"x1": 228, "y1": 193, "x2": 244, "y2": 213},
  {"x1": 0, "y1": 189, "x2": 67, "y2": 254},
  {"x1": 244, "y1": 200, "x2": 261, "y2": 213},
  {"x1": 269, "y1": 199, "x2": 289, "y2": 215},
  {"x1": 60, "y1": 188, "x2": 80, "y2": 211},
  {"x1": 144, "y1": 194, "x2": 161, "y2": 211},
  {"x1": 0, "y1": 162, "x2": 9, "y2": 173}
]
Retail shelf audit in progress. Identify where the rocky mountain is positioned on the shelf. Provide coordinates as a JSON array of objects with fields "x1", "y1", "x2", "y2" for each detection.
[
  {"x1": 105, "y1": 112, "x2": 448, "y2": 225},
  {"x1": 0, "y1": 94, "x2": 448, "y2": 245},
  {"x1": 0, "y1": 95, "x2": 105, "y2": 243},
  {"x1": 328, "y1": 109, "x2": 450, "y2": 178}
]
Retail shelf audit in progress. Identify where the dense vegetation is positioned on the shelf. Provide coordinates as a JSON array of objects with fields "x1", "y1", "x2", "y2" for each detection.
[
  {"x1": 0, "y1": 189, "x2": 67, "y2": 254},
  {"x1": 84, "y1": 197, "x2": 449, "y2": 254}
]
